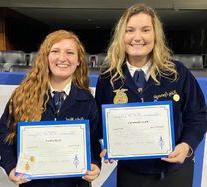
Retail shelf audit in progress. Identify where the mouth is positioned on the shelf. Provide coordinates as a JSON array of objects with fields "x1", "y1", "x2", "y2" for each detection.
[
  {"x1": 56, "y1": 63, "x2": 70, "y2": 68},
  {"x1": 130, "y1": 43, "x2": 145, "y2": 47}
]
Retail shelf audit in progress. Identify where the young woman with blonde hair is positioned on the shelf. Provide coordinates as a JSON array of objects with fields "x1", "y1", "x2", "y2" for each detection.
[
  {"x1": 96, "y1": 4, "x2": 207, "y2": 187},
  {"x1": 0, "y1": 29, "x2": 101, "y2": 187}
]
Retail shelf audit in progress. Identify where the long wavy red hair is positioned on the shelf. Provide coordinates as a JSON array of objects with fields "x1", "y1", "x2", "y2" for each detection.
[{"x1": 6, "y1": 30, "x2": 89, "y2": 143}]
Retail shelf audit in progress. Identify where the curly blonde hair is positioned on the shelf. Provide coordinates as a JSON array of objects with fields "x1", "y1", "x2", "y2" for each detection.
[
  {"x1": 6, "y1": 30, "x2": 89, "y2": 143},
  {"x1": 104, "y1": 3, "x2": 177, "y2": 86}
]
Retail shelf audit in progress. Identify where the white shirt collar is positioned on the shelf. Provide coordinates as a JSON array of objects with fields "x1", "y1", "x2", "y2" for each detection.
[
  {"x1": 126, "y1": 60, "x2": 151, "y2": 81},
  {"x1": 50, "y1": 80, "x2": 72, "y2": 97}
]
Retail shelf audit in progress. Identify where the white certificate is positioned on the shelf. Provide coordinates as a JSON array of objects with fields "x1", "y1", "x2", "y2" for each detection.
[
  {"x1": 16, "y1": 120, "x2": 91, "y2": 180},
  {"x1": 102, "y1": 101, "x2": 175, "y2": 160}
]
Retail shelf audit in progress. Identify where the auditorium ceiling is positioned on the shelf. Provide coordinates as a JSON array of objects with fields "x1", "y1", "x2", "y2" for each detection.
[{"x1": 0, "y1": 0, "x2": 207, "y2": 29}]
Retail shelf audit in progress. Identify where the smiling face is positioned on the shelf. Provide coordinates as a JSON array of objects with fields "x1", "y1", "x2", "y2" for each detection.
[
  {"x1": 124, "y1": 13, "x2": 155, "y2": 66},
  {"x1": 48, "y1": 39, "x2": 79, "y2": 82}
]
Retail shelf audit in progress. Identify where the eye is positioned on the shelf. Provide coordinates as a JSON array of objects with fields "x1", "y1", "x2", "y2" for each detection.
[
  {"x1": 126, "y1": 29, "x2": 133, "y2": 33},
  {"x1": 125, "y1": 27, "x2": 134, "y2": 33},
  {"x1": 143, "y1": 29, "x2": 150, "y2": 32},
  {"x1": 142, "y1": 27, "x2": 152, "y2": 33},
  {"x1": 66, "y1": 51, "x2": 75, "y2": 55},
  {"x1": 50, "y1": 50, "x2": 58, "y2": 53}
]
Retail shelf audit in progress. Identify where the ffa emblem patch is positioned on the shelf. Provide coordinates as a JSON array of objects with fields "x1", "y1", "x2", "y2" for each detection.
[{"x1": 113, "y1": 89, "x2": 128, "y2": 104}]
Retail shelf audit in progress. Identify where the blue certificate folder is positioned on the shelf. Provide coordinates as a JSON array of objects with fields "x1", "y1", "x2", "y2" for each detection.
[
  {"x1": 16, "y1": 120, "x2": 91, "y2": 180},
  {"x1": 102, "y1": 101, "x2": 175, "y2": 160}
]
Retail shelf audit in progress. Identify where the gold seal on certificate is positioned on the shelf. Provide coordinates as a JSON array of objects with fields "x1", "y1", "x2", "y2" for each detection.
[
  {"x1": 102, "y1": 101, "x2": 175, "y2": 160},
  {"x1": 16, "y1": 120, "x2": 91, "y2": 180},
  {"x1": 113, "y1": 89, "x2": 128, "y2": 104},
  {"x1": 30, "y1": 156, "x2": 35, "y2": 162}
]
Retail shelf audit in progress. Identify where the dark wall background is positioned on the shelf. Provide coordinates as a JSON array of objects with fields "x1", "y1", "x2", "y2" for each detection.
[
  {"x1": 2, "y1": 8, "x2": 207, "y2": 55},
  {"x1": 167, "y1": 28, "x2": 207, "y2": 54}
]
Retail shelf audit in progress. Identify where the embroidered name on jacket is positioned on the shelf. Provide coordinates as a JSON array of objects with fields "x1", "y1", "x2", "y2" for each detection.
[
  {"x1": 153, "y1": 90, "x2": 179, "y2": 100},
  {"x1": 66, "y1": 117, "x2": 84, "y2": 120}
]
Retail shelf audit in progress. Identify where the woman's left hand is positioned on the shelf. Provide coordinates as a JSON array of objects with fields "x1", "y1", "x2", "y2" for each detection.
[
  {"x1": 161, "y1": 142, "x2": 190, "y2": 164},
  {"x1": 82, "y1": 163, "x2": 100, "y2": 182}
]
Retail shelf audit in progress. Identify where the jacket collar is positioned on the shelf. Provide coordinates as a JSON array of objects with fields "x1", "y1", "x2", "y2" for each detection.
[
  {"x1": 67, "y1": 83, "x2": 92, "y2": 101},
  {"x1": 47, "y1": 83, "x2": 91, "y2": 111},
  {"x1": 121, "y1": 63, "x2": 157, "y2": 94}
]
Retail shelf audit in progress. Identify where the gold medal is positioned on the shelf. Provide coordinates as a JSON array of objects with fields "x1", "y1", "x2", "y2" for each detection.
[
  {"x1": 113, "y1": 89, "x2": 128, "y2": 104},
  {"x1": 30, "y1": 156, "x2": 35, "y2": 162},
  {"x1": 173, "y1": 94, "x2": 180, "y2": 102}
]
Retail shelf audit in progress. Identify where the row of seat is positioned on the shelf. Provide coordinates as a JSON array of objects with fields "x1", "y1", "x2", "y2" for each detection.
[
  {"x1": 0, "y1": 50, "x2": 106, "y2": 72},
  {"x1": 0, "y1": 51, "x2": 37, "y2": 72},
  {"x1": 0, "y1": 50, "x2": 206, "y2": 73},
  {"x1": 174, "y1": 54, "x2": 205, "y2": 69}
]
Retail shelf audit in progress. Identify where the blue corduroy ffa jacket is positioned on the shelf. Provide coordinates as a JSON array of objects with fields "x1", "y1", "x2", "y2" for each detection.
[
  {"x1": 0, "y1": 83, "x2": 101, "y2": 187},
  {"x1": 95, "y1": 61, "x2": 207, "y2": 174}
]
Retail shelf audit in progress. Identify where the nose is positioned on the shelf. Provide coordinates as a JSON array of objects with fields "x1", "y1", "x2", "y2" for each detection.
[
  {"x1": 58, "y1": 52, "x2": 67, "y2": 61},
  {"x1": 133, "y1": 30, "x2": 142, "y2": 42}
]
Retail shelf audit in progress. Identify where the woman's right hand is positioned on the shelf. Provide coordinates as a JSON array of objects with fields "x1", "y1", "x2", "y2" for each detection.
[
  {"x1": 100, "y1": 149, "x2": 106, "y2": 158},
  {"x1": 9, "y1": 168, "x2": 30, "y2": 185},
  {"x1": 100, "y1": 149, "x2": 116, "y2": 163}
]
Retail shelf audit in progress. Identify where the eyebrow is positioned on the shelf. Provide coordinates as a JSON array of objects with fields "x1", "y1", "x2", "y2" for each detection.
[
  {"x1": 126, "y1": 25, "x2": 152, "y2": 28},
  {"x1": 50, "y1": 47, "x2": 75, "y2": 51},
  {"x1": 142, "y1": 25, "x2": 152, "y2": 28}
]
